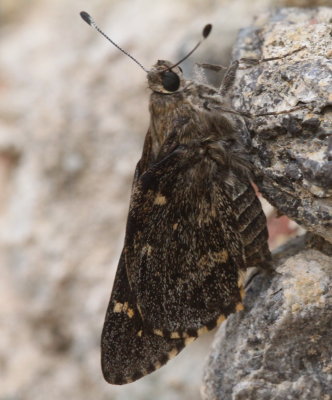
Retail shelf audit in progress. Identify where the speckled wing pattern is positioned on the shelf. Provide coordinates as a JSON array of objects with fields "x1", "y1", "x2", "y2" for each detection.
[
  {"x1": 125, "y1": 142, "x2": 245, "y2": 337},
  {"x1": 101, "y1": 252, "x2": 186, "y2": 385},
  {"x1": 101, "y1": 136, "x2": 269, "y2": 385},
  {"x1": 101, "y1": 59, "x2": 271, "y2": 385}
]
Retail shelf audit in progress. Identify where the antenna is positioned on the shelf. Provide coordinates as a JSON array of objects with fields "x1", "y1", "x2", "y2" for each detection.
[
  {"x1": 168, "y1": 24, "x2": 212, "y2": 70},
  {"x1": 80, "y1": 11, "x2": 148, "y2": 73}
]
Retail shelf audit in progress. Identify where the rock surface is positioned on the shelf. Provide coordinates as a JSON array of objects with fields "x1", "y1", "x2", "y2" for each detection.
[
  {"x1": 232, "y1": 7, "x2": 332, "y2": 243},
  {"x1": 203, "y1": 7, "x2": 332, "y2": 400},
  {"x1": 202, "y1": 236, "x2": 332, "y2": 400}
]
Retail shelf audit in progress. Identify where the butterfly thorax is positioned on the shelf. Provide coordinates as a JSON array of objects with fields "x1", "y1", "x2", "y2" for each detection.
[{"x1": 147, "y1": 60, "x2": 236, "y2": 163}]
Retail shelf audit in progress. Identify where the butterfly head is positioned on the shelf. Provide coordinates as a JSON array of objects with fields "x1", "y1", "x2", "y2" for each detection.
[{"x1": 147, "y1": 61, "x2": 184, "y2": 94}]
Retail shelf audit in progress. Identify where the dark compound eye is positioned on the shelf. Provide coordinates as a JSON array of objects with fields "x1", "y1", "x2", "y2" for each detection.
[{"x1": 161, "y1": 71, "x2": 180, "y2": 92}]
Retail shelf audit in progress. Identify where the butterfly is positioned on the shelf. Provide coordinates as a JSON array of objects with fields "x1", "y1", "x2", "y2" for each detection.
[{"x1": 80, "y1": 11, "x2": 271, "y2": 385}]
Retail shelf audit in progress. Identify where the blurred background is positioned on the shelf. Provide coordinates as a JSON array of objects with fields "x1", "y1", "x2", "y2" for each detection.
[{"x1": 0, "y1": 0, "x2": 320, "y2": 399}]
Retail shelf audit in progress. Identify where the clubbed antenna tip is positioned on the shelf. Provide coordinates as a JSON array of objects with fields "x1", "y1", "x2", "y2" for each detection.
[
  {"x1": 79, "y1": 10, "x2": 148, "y2": 72},
  {"x1": 168, "y1": 23, "x2": 213, "y2": 70},
  {"x1": 203, "y1": 24, "x2": 212, "y2": 39},
  {"x1": 80, "y1": 11, "x2": 92, "y2": 26}
]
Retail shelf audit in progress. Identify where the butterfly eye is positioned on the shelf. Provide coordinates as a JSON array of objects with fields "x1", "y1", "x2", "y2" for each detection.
[{"x1": 161, "y1": 71, "x2": 180, "y2": 92}]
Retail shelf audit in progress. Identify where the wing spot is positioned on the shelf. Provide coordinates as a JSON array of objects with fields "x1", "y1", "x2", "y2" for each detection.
[
  {"x1": 170, "y1": 331, "x2": 181, "y2": 339},
  {"x1": 153, "y1": 361, "x2": 162, "y2": 370},
  {"x1": 236, "y1": 302, "x2": 244, "y2": 312},
  {"x1": 197, "y1": 326, "x2": 209, "y2": 336},
  {"x1": 168, "y1": 348, "x2": 179, "y2": 360},
  {"x1": 112, "y1": 301, "x2": 134, "y2": 318},
  {"x1": 127, "y1": 308, "x2": 135, "y2": 318},
  {"x1": 137, "y1": 330, "x2": 143, "y2": 337},
  {"x1": 153, "y1": 329, "x2": 164, "y2": 337},
  {"x1": 113, "y1": 302, "x2": 124, "y2": 313},
  {"x1": 154, "y1": 193, "x2": 167, "y2": 205},
  {"x1": 172, "y1": 223, "x2": 178, "y2": 230},
  {"x1": 217, "y1": 315, "x2": 226, "y2": 326},
  {"x1": 184, "y1": 336, "x2": 196, "y2": 345}
]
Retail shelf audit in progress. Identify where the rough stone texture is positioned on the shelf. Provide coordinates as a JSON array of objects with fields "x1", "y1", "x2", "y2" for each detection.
[
  {"x1": 232, "y1": 7, "x2": 332, "y2": 243},
  {"x1": 202, "y1": 236, "x2": 332, "y2": 400},
  {"x1": 202, "y1": 7, "x2": 332, "y2": 400}
]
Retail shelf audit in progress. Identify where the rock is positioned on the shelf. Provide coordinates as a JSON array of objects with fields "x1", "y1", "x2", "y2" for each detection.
[
  {"x1": 202, "y1": 8, "x2": 332, "y2": 399},
  {"x1": 202, "y1": 235, "x2": 332, "y2": 400},
  {"x1": 231, "y1": 7, "x2": 332, "y2": 243}
]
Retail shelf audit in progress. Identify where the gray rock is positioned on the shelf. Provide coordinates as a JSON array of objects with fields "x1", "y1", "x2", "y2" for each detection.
[
  {"x1": 202, "y1": 236, "x2": 332, "y2": 400},
  {"x1": 231, "y1": 7, "x2": 332, "y2": 243},
  {"x1": 202, "y1": 8, "x2": 332, "y2": 400}
]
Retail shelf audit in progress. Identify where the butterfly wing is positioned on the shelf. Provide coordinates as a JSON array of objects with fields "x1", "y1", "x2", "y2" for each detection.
[
  {"x1": 124, "y1": 141, "x2": 246, "y2": 338},
  {"x1": 101, "y1": 251, "x2": 186, "y2": 384}
]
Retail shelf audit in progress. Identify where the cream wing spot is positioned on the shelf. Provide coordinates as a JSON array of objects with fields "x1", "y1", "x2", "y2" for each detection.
[
  {"x1": 154, "y1": 192, "x2": 167, "y2": 205},
  {"x1": 184, "y1": 336, "x2": 196, "y2": 345},
  {"x1": 217, "y1": 315, "x2": 226, "y2": 326},
  {"x1": 113, "y1": 302, "x2": 123, "y2": 313},
  {"x1": 153, "y1": 361, "x2": 162, "y2": 370},
  {"x1": 153, "y1": 329, "x2": 164, "y2": 337},
  {"x1": 168, "y1": 348, "x2": 179, "y2": 360},
  {"x1": 197, "y1": 326, "x2": 209, "y2": 336},
  {"x1": 112, "y1": 301, "x2": 134, "y2": 318},
  {"x1": 127, "y1": 308, "x2": 135, "y2": 318}
]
